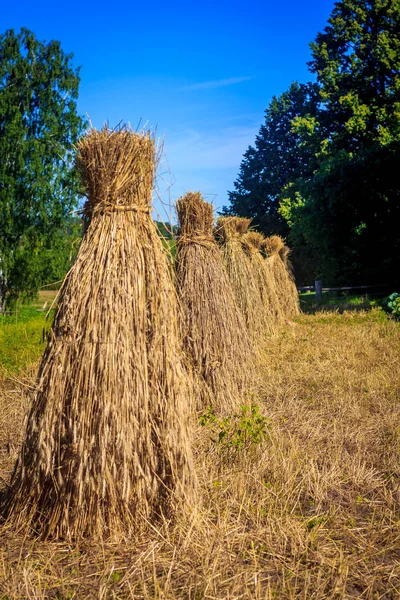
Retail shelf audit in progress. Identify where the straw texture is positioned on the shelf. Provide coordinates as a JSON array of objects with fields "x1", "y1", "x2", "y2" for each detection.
[
  {"x1": 216, "y1": 217, "x2": 267, "y2": 340},
  {"x1": 1, "y1": 127, "x2": 195, "y2": 540},
  {"x1": 242, "y1": 232, "x2": 284, "y2": 327},
  {"x1": 262, "y1": 236, "x2": 300, "y2": 319},
  {"x1": 175, "y1": 193, "x2": 252, "y2": 415},
  {"x1": 279, "y1": 245, "x2": 301, "y2": 317}
]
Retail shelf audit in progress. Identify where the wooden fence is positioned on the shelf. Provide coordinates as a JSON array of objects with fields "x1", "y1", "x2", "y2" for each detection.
[{"x1": 298, "y1": 281, "x2": 389, "y2": 301}]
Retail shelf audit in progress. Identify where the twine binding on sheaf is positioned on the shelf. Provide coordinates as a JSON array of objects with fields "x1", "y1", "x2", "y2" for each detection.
[
  {"x1": 177, "y1": 233, "x2": 215, "y2": 249},
  {"x1": 79, "y1": 204, "x2": 151, "y2": 219},
  {"x1": 92, "y1": 204, "x2": 151, "y2": 215}
]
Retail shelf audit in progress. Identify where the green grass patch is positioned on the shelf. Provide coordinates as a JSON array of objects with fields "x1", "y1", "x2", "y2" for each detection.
[
  {"x1": 300, "y1": 306, "x2": 389, "y2": 326},
  {"x1": 0, "y1": 308, "x2": 50, "y2": 374},
  {"x1": 299, "y1": 291, "x2": 378, "y2": 314}
]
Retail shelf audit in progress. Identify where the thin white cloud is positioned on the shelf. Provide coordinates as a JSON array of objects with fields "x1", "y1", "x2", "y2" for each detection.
[{"x1": 182, "y1": 76, "x2": 253, "y2": 91}]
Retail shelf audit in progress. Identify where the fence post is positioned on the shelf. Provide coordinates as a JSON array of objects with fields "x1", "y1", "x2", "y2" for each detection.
[{"x1": 315, "y1": 280, "x2": 322, "y2": 301}]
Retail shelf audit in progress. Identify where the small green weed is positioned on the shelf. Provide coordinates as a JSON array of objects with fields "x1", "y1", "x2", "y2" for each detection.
[
  {"x1": 305, "y1": 514, "x2": 329, "y2": 531},
  {"x1": 200, "y1": 404, "x2": 270, "y2": 454},
  {"x1": 111, "y1": 570, "x2": 122, "y2": 583}
]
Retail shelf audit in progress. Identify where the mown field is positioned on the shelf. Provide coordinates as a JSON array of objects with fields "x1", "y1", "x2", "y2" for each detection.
[{"x1": 1, "y1": 297, "x2": 400, "y2": 599}]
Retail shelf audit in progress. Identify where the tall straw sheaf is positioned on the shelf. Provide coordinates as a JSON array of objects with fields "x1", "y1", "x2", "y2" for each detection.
[
  {"x1": 175, "y1": 193, "x2": 253, "y2": 415},
  {"x1": 1, "y1": 127, "x2": 195, "y2": 540},
  {"x1": 262, "y1": 235, "x2": 300, "y2": 319},
  {"x1": 216, "y1": 217, "x2": 267, "y2": 340},
  {"x1": 242, "y1": 231, "x2": 285, "y2": 327}
]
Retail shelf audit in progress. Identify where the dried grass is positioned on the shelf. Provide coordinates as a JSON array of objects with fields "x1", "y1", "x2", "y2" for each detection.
[
  {"x1": 262, "y1": 236, "x2": 300, "y2": 319},
  {"x1": 2, "y1": 309, "x2": 400, "y2": 597},
  {"x1": 175, "y1": 192, "x2": 253, "y2": 415},
  {"x1": 216, "y1": 216, "x2": 268, "y2": 340},
  {"x1": 0, "y1": 126, "x2": 195, "y2": 541}
]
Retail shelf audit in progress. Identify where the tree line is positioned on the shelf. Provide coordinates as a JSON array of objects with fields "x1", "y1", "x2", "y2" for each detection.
[
  {"x1": 0, "y1": 29, "x2": 178, "y2": 311},
  {"x1": 1, "y1": 1, "x2": 399, "y2": 309},
  {"x1": 224, "y1": 0, "x2": 400, "y2": 286}
]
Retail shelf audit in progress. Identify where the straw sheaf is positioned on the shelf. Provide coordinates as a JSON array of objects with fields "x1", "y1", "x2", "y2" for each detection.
[
  {"x1": 215, "y1": 216, "x2": 252, "y2": 243},
  {"x1": 177, "y1": 192, "x2": 214, "y2": 239},
  {"x1": 265, "y1": 249, "x2": 301, "y2": 319},
  {"x1": 242, "y1": 232, "x2": 285, "y2": 327},
  {"x1": 280, "y1": 245, "x2": 290, "y2": 260},
  {"x1": 279, "y1": 245, "x2": 296, "y2": 280},
  {"x1": 2, "y1": 127, "x2": 196, "y2": 540},
  {"x1": 279, "y1": 245, "x2": 293, "y2": 273},
  {"x1": 242, "y1": 231, "x2": 264, "y2": 253},
  {"x1": 216, "y1": 217, "x2": 269, "y2": 340},
  {"x1": 262, "y1": 235, "x2": 285, "y2": 257},
  {"x1": 175, "y1": 194, "x2": 253, "y2": 415},
  {"x1": 77, "y1": 127, "x2": 155, "y2": 217}
]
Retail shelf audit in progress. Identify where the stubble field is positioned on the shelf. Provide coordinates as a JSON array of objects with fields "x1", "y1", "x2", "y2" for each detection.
[{"x1": 1, "y1": 304, "x2": 400, "y2": 599}]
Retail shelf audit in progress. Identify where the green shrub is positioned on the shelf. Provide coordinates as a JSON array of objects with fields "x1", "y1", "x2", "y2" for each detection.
[{"x1": 382, "y1": 293, "x2": 400, "y2": 320}]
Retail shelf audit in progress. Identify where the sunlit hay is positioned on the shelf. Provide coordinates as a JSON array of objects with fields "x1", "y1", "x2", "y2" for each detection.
[
  {"x1": 262, "y1": 236, "x2": 301, "y2": 319},
  {"x1": 279, "y1": 245, "x2": 301, "y2": 317},
  {"x1": 1, "y1": 126, "x2": 196, "y2": 541},
  {"x1": 263, "y1": 235, "x2": 285, "y2": 257},
  {"x1": 175, "y1": 193, "x2": 253, "y2": 415},
  {"x1": 216, "y1": 216, "x2": 267, "y2": 340},
  {"x1": 242, "y1": 232, "x2": 285, "y2": 327},
  {"x1": 280, "y1": 245, "x2": 295, "y2": 279}
]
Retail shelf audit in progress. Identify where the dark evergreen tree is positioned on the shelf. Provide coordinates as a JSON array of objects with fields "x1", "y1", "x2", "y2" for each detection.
[
  {"x1": 282, "y1": 0, "x2": 400, "y2": 284},
  {"x1": 227, "y1": 0, "x2": 400, "y2": 285},
  {"x1": 224, "y1": 82, "x2": 321, "y2": 237}
]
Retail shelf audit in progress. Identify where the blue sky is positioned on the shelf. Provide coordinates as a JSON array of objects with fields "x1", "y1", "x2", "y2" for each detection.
[{"x1": 2, "y1": 0, "x2": 335, "y2": 221}]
